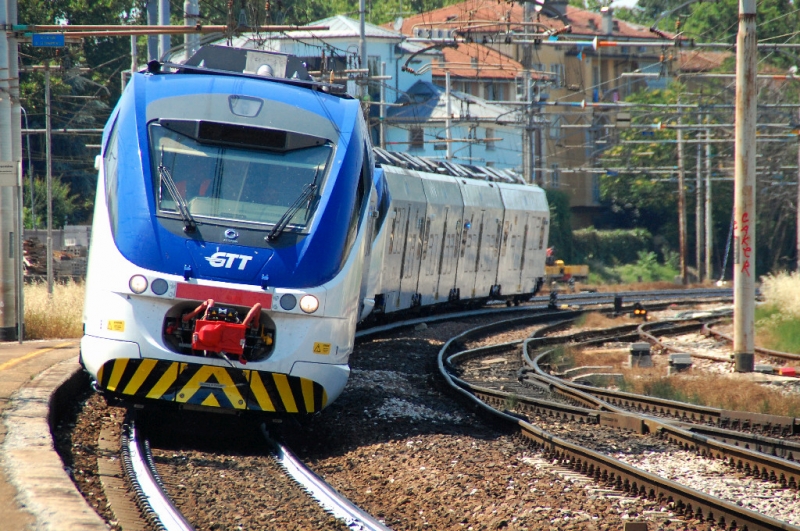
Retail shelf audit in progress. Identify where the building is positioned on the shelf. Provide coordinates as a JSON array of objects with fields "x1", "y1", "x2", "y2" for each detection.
[
  {"x1": 393, "y1": 0, "x2": 678, "y2": 227},
  {"x1": 384, "y1": 80, "x2": 531, "y2": 169}
]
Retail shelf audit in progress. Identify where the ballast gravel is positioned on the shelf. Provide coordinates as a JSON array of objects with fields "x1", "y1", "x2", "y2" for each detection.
[{"x1": 56, "y1": 308, "x2": 793, "y2": 531}]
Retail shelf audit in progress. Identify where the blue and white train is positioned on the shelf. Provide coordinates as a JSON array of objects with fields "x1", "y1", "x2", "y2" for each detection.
[{"x1": 80, "y1": 45, "x2": 550, "y2": 416}]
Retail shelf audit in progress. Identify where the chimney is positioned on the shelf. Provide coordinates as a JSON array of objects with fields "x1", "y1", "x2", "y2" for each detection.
[{"x1": 600, "y1": 6, "x2": 614, "y2": 35}]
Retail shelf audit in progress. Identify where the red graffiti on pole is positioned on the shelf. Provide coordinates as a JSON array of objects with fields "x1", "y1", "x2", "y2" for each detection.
[{"x1": 740, "y1": 212, "x2": 751, "y2": 276}]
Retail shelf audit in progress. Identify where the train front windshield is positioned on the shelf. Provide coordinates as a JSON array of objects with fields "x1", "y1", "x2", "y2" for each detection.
[{"x1": 149, "y1": 123, "x2": 332, "y2": 230}]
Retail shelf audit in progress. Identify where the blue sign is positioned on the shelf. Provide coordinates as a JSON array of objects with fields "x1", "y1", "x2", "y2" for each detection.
[
  {"x1": 641, "y1": 131, "x2": 655, "y2": 137},
  {"x1": 32, "y1": 33, "x2": 65, "y2": 47}
]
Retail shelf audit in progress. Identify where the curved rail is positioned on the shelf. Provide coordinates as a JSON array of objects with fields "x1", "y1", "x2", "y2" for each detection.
[
  {"x1": 122, "y1": 420, "x2": 195, "y2": 531},
  {"x1": 704, "y1": 323, "x2": 800, "y2": 362},
  {"x1": 437, "y1": 314, "x2": 800, "y2": 531},
  {"x1": 261, "y1": 426, "x2": 391, "y2": 531}
]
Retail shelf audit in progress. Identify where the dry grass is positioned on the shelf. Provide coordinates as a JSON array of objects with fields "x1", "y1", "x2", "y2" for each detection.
[
  {"x1": 620, "y1": 370, "x2": 800, "y2": 417},
  {"x1": 570, "y1": 348, "x2": 800, "y2": 416},
  {"x1": 760, "y1": 271, "x2": 800, "y2": 318},
  {"x1": 757, "y1": 272, "x2": 800, "y2": 353},
  {"x1": 574, "y1": 312, "x2": 621, "y2": 329},
  {"x1": 24, "y1": 280, "x2": 85, "y2": 339}
]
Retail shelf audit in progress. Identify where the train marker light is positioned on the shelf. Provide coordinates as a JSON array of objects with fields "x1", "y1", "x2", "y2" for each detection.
[
  {"x1": 300, "y1": 295, "x2": 319, "y2": 313},
  {"x1": 280, "y1": 294, "x2": 297, "y2": 310},
  {"x1": 129, "y1": 275, "x2": 148, "y2": 294},
  {"x1": 151, "y1": 278, "x2": 169, "y2": 295}
]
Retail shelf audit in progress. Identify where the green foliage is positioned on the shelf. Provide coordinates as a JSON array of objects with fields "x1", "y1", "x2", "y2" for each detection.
[
  {"x1": 614, "y1": 250, "x2": 679, "y2": 283},
  {"x1": 545, "y1": 189, "x2": 574, "y2": 263},
  {"x1": 24, "y1": 177, "x2": 80, "y2": 230},
  {"x1": 573, "y1": 227, "x2": 652, "y2": 264},
  {"x1": 756, "y1": 306, "x2": 800, "y2": 354}
]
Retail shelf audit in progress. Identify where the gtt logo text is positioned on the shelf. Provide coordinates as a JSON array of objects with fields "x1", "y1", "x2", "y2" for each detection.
[{"x1": 205, "y1": 252, "x2": 253, "y2": 270}]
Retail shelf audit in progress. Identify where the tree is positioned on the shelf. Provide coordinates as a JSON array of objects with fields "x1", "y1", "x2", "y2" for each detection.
[{"x1": 24, "y1": 177, "x2": 80, "y2": 230}]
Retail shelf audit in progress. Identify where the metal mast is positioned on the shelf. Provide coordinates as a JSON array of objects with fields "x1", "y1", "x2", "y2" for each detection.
[{"x1": 733, "y1": 0, "x2": 757, "y2": 372}]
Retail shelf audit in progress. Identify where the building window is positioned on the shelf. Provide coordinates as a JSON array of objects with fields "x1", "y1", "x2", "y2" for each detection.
[
  {"x1": 485, "y1": 128, "x2": 495, "y2": 151},
  {"x1": 549, "y1": 115, "x2": 561, "y2": 140},
  {"x1": 592, "y1": 174, "x2": 601, "y2": 203},
  {"x1": 549, "y1": 64, "x2": 564, "y2": 87},
  {"x1": 550, "y1": 164, "x2": 560, "y2": 188},
  {"x1": 409, "y1": 127, "x2": 424, "y2": 150},
  {"x1": 486, "y1": 83, "x2": 504, "y2": 101}
]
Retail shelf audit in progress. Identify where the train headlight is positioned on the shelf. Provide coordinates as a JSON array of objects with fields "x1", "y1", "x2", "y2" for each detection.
[
  {"x1": 129, "y1": 275, "x2": 148, "y2": 294},
  {"x1": 299, "y1": 295, "x2": 319, "y2": 314},
  {"x1": 280, "y1": 294, "x2": 297, "y2": 311}
]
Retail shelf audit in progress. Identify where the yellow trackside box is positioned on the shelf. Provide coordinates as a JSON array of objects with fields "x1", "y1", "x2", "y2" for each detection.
[{"x1": 544, "y1": 260, "x2": 589, "y2": 282}]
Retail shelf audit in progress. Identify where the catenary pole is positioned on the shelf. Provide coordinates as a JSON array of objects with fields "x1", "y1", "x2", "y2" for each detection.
[
  {"x1": 184, "y1": 0, "x2": 199, "y2": 58},
  {"x1": 147, "y1": 0, "x2": 158, "y2": 60},
  {"x1": 0, "y1": 0, "x2": 21, "y2": 340},
  {"x1": 696, "y1": 131, "x2": 703, "y2": 282},
  {"x1": 445, "y1": 71, "x2": 452, "y2": 160},
  {"x1": 45, "y1": 62, "x2": 53, "y2": 296},
  {"x1": 380, "y1": 62, "x2": 386, "y2": 149},
  {"x1": 797, "y1": 111, "x2": 800, "y2": 271},
  {"x1": 733, "y1": 0, "x2": 757, "y2": 372},
  {"x1": 359, "y1": 0, "x2": 367, "y2": 100},
  {"x1": 8, "y1": 0, "x2": 22, "y2": 341},
  {"x1": 677, "y1": 100, "x2": 687, "y2": 284},
  {"x1": 158, "y1": 0, "x2": 170, "y2": 59},
  {"x1": 705, "y1": 126, "x2": 713, "y2": 281}
]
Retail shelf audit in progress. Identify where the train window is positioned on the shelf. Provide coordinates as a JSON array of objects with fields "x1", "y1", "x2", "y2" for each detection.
[
  {"x1": 104, "y1": 123, "x2": 120, "y2": 237},
  {"x1": 148, "y1": 123, "x2": 332, "y2": 231}
]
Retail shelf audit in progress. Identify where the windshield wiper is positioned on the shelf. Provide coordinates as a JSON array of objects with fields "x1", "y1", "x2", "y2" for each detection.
[
  {"x1": 267, "y1": 181, "x2": 318, "y2": 241},
  {"x1": 158, "y1": 161, "x2": 197, "y2": 233}
]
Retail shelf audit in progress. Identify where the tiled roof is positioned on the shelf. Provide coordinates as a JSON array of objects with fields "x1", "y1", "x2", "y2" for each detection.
[
  {"x1": 390, "y1": 0, "x2": 667, "y2": 41},
  {"x1": 432, "y1": 43, "x2": 544, "y2": 80},
  {"x1": 676, "y1": 50, "x2": 732, "y2": 72}
]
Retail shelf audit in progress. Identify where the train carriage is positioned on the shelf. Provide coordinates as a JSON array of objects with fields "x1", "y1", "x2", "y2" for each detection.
[{"x1": 80, "y1": 44, "x2": 550, "y2": 416}]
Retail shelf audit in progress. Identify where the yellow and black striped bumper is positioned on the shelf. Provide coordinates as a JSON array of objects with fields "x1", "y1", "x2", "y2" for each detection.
[{"x1": 96, "y1": 358, "x2": 327, "y2": 413}]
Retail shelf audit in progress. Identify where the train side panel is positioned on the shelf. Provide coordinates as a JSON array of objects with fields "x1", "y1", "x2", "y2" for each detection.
[
  {"x1": 379, "y1": 168, "x2": 427, "y2": 313},
  {"x1": 520, "y1": 188, "x2": 550, "y2": 294},
  {"x1": 417, "y1": 173, "x2": 464, "y2": 306},
  {"x1": 454, "y1": 180, "x2": 504, "y2": 300},
  {"x1": 496, "y1": 183, "x2": 548, "y2": 296}
]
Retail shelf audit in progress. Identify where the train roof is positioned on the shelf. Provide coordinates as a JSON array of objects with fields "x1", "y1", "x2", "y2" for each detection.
[
  {"x1": 373, "y1": 147, "x2": 527, "y2": 185},
  {"x1": 151, "y1": 44, "x2": 350, "y2": 96}
]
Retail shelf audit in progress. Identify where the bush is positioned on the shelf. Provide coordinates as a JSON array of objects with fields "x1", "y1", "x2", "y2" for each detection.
[{"x1": 573, "y1": 227, "x2": 653, "y2": 264}]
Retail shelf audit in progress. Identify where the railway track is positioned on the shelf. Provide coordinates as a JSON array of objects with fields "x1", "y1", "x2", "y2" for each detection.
[
  {"x1": 440, "y1": 311, "x2": 800, "y2": 531},
  {"x1": 120, "y1": 417, "x2": 391, "y2": 531},
  {"x1": 71, "y1": 287, "x2": 746, "y2": 530}
]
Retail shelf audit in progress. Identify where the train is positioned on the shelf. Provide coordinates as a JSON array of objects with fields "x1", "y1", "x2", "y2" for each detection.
[{"x1": 79, "y1": 44, "x2": 550, "y2": 416}]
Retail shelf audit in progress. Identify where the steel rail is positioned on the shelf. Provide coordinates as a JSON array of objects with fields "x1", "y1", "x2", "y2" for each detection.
[
  {"x1": 261, "y1": 426, "x2": 391, "y2": 531},
  {"x1": 121, "y1": 420, "x2": 195, "y2": 531},
  {"x1": 524, "y1": 340, "x2": 800, "y2": 490},
  {"x1": 527, "y1": 320, "x2": 800, "y2": 451},
  {"x1": 705, "y1": 323, "x2": 800, "y2": 362},
  {"x1": 436, "y1": 318, "x2": 800, "y2": 531}
]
